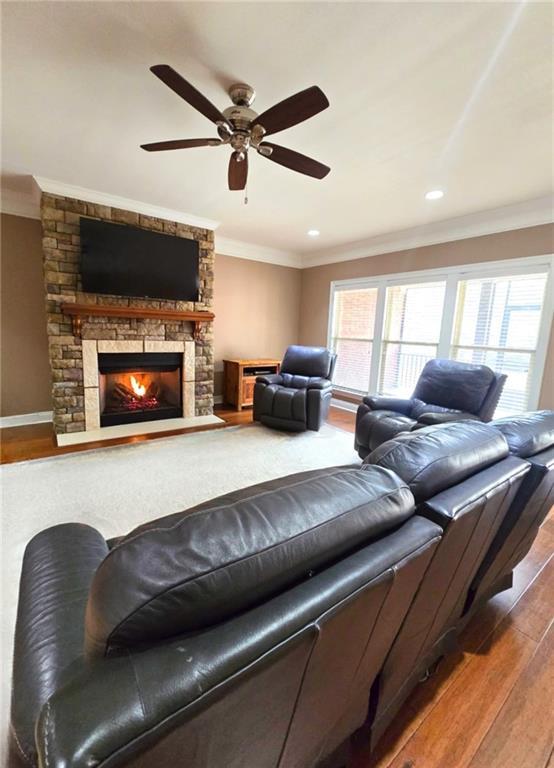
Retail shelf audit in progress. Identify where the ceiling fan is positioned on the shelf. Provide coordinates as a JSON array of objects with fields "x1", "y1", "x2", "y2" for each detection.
[{"x1": 141, "y1": 65, "x2": 330, "y2": 191}]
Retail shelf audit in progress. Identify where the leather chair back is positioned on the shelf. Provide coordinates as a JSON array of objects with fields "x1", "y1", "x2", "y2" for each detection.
[
  {"x1": 364, "y1": 421, "x2": 530, "y2": 746},
  {"x1": 466, "y1": 410, "x2": 554, "y2": 613},
  {"x1": 281, "y1": 345, "x2": 335, "y2": 378},
  {"x1": 411, "y1": 358, "x2": 504, "y2": 419}
]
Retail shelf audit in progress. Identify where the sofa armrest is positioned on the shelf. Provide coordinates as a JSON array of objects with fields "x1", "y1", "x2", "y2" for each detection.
[
  {"x1": 307, "y1": 377, "x2": 332, "y2": 390},
  {"x1": 256, "y1": 373, "x2": 283, "y2": 385},
  {"x1": 11, "y1": 524, "x2": 108, "y2": 766},
  {"x1": 362, "y1": 395, "x2": 413, "y2": 415},
  {"x1": 417, "y1": 411, "x2": 481, "y2": 426}
]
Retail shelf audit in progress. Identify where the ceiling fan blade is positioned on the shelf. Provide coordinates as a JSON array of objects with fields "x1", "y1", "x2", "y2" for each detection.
[
  {"x1": 150, "y1": 65, "x2": 230, "y2": 126},
  {"x1": 254, "y1": 86, "x2": 329, "y2": 136},
  {"x1": 259, "y1": 142, "x2": 330, "y2": 179},
  {"x1": 228, "y1": 151, "x2": 248, "y2": 190},
  {"x1": 141, "y1": 138, "x2": 221, "y2": 152}
]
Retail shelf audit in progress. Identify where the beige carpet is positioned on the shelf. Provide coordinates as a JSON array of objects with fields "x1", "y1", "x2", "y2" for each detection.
[{"x1": 0, "y1": 421, "x2": 358, "y2": 759}]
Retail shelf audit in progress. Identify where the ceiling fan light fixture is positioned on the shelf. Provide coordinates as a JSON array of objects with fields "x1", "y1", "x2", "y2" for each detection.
[{"x1": 307, "y1": 229, "x2": 320, "y2": 237}]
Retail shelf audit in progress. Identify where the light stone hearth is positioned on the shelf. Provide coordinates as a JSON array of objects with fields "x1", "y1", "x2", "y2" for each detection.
[{"x1": 56, "y1": 413, "x2": 224, "y2": 447}]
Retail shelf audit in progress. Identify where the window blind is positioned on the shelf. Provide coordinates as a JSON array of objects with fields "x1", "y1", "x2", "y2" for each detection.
[
  {"x1": 330, "y1": 287, "x2": 378, "y2": 391},
  {"x1": 451, "y1": 273, "x2": 548, "y2": 416},
  {"x1": 379, "y1": 281, "x2": 446, "y2": 397}
]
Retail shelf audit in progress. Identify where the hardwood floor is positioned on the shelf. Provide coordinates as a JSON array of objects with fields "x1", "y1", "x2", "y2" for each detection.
[
  {"x1": 1, "y1": 404, "x2": 552, "y2": 768},
  {"x1": 0, "y1": 404, "x2": 356, "y2": 464}
]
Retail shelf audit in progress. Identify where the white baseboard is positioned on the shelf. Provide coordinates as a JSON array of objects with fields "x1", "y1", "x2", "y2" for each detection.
[
  {"x1": 331, "y1": 398, "x2": 358, "y2": 413},
  {"x1": 0, "y1": 410, "x2": 53, "y2": 428}
]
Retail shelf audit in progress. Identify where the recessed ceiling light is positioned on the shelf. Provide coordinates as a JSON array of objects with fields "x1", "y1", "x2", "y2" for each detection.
[
  {"x1": 425, "y1": 189, "x2": 444, "y2": 200},
  {"x1": 307, "y1": 229, "x2": 320, "y2": 237}
]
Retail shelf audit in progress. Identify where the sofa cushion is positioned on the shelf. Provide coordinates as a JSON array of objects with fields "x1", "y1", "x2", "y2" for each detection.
[
  {"x1": 412, "y1": 359, "x2": 495, "y2": 414},
  {"x1": 85, "y1": 466, "x2": 414, "y2": 656},
  {"x1": 281, "y1": 345, "x2": 333, "y2": 378},
  {"x1": 366, "y1": 420, "x2": 508, "y2": 502},
  {"x1": 492, "y1": 410, "x2": 554, "y2": 457}
]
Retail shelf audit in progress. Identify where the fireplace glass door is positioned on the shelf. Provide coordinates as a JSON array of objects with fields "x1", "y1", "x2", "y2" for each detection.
[{"x1": 98, "y1": 352, "x2": 182, "y2": 427}]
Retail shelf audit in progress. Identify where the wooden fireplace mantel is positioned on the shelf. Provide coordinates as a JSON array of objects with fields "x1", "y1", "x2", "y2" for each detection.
[{"x1": 61, "y1": 303, "x2": 215, "y2": 341}]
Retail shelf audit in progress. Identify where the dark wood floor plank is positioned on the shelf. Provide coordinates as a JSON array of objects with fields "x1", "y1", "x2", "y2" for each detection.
[
  {"x1": 468, "y1": 621, "x2": 554, "y2": 768},
  {"x1": 0, "y1": 406, "x2": 355, "y2": 465},
  {"x1": 461, "y1": 525, "x2": 554, "y2": 653},
  {"x1": 507, "y1": 554, "x2": 554, "y2": 643},
  {"x1": 384, "y1": 621, "x2": 536, "y2": 768}
]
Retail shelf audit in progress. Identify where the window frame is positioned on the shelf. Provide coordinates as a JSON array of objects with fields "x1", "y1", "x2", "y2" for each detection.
[{"x1": 327, "y1": 254, "x2": 554, "y2": 411}]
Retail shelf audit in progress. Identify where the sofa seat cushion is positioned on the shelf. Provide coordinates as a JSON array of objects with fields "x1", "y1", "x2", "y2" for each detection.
[
  {"x1": 85, "y1": 466, "x2": 415, "y2": 657},
  {"x1": 366, "y1": 420, "x2": 509, "y2": 502},
  {"x1": 412, "y1": 359, "x2": 495, "y2": 414},
  {"x1": 492, "y1": 410, "x2": 554, "y2": 457}
]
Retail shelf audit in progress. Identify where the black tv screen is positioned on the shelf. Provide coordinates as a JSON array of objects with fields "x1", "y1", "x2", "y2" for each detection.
[{"x1": 80, "y1": 217, "x2": 199, "y2": 301}]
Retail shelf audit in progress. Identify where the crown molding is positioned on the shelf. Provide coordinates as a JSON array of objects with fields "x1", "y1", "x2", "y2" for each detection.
[
  {"x1": 32, "y1": 177, "x2": 220, "y2": 231},
  {"x1": 3, "y1": 182, "x2": 551, "y2": 270},
  {"x1": 0, "y1": 186, "x2": 41, "y2": 219},
  {"x1": 216, "y1": 236, "x2": 302, "y2": 268},
  {"x1": 300, "y1": 195, "x2": 554, "y2": 268}
]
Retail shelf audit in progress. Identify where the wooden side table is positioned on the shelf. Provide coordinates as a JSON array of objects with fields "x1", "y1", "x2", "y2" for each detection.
[{"x1": 223, "y1": 358, "x2": 281, "y2": 410}]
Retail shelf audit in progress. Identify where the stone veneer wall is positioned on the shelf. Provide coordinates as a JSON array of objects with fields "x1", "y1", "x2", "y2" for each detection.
[{"x1": 41, "y1": 193, "x2": 215, "y2": 434}]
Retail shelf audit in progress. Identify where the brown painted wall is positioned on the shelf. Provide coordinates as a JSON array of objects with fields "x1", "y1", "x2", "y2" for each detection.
[
  {"x1": 213, "y1": 253, "x2": 301, "y2": 397},
  {"x1": 1, "y1": 213, "x2": 51, "y2": 416},
  {"x1": 0, "y1": 215, "x2": 301, "y2": 416},
  {"x1": 300, "y1": 224, "x2": 554, "y2": 408},
  {"x1": 1, "y1": 214, "x2": 551, "y2": 416}
]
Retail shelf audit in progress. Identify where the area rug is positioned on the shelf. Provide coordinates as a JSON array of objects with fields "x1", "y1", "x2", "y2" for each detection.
[{"x1": 0, "y1": 421, "x2": 358, "y2": 757}]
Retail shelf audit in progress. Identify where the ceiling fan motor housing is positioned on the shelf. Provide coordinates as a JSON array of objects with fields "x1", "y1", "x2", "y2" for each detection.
[
  {"x1": 228, "y1": 83, "x2": 256, "y2": 107},
  {"x1": 222, "y1": 104, "x2": 258, "y2": 132}
]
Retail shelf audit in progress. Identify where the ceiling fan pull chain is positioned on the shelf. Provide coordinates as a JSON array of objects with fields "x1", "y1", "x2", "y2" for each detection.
[{"x1": 244, "y1": 183, "x2": 248, "y2": 205}]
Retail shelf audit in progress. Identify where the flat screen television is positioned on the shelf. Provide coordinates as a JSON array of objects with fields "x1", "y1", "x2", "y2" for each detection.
[{"x1": 80, "y1": 217, "x2": 200, "y2": 301}]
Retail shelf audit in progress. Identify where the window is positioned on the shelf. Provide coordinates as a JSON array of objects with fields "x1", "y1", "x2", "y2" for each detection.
[
  {"x1": 379, "y1": 281, "x2": 446, "y2": 397},
  {"x1": 451, "y1": 273, "x2": 549, "y2": 416},
  {"x1": 330, "y1": 287, "x2": 378, "y2": 391},
  {"x1": 328, "y1": 256, "x2": 552, "y2": 415}
]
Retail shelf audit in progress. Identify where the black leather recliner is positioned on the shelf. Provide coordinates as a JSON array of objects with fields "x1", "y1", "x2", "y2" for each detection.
[
  {"x1": 355, "y1": 358, "x2": 507, "y2": 458},
  {"x1": 253, "y1": 345, "x2": 337, "y2": 431},
  {"x1": 464, "y1": 409, "x2": 554, "y2": 616},
  {"x1": 361, "y1": 420, "x2": 530, "y2": 747}
]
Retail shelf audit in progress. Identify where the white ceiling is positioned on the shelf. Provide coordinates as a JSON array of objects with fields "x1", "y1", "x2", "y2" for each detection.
[{"x1": 2, "y1": 1, "x2": 553, "y2": 258}]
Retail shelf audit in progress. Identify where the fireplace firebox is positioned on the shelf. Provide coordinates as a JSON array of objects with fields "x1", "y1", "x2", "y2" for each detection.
[{"x1": 98, "y1": 353, "x2": 182, "y2": 427}]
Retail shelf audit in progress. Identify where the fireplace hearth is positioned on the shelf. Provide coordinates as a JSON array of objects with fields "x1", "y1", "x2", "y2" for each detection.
[{"x1": 99, "y1": 352, "x2": 182, "y2": 427}]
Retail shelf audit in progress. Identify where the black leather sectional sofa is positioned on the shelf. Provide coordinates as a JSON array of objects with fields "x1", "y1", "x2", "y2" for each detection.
[{"x1": 9, "y1": 410, "x2": 554, "y2": 768}]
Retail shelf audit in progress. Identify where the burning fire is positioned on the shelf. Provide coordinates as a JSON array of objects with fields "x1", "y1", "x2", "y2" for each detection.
[{"x1": 130, "y1": 375, "x2": 146, "y2": 398}]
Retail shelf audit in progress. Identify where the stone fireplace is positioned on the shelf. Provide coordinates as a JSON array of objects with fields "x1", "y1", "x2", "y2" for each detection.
[{"x1": 40, "y1": 191, "x2": 217, "y2": 444}]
